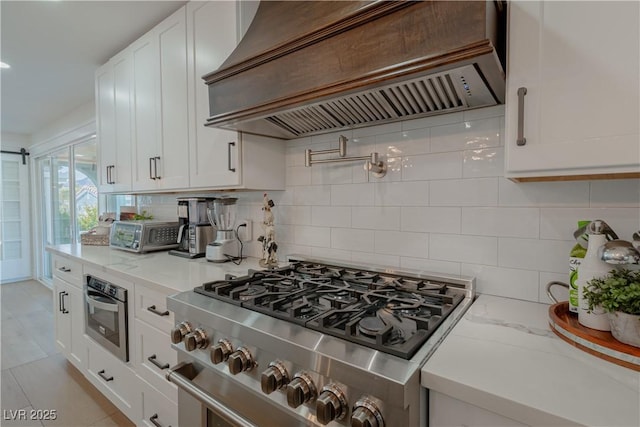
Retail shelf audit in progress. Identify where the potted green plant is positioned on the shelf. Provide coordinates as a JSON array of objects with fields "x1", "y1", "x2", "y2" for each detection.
[{"x1": 583, "y1": 269, "x2": 640, "y2": 347}]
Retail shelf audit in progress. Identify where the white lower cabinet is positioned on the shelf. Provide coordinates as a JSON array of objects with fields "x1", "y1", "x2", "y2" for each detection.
[
  {"x1": 134, "y1": 319, "x2": 177, "y2": 401},
  {"x1": 429, "y1": 391, "x2": 528, "y2": 427},
  {"x1": 138, "y1": 376, "x2": 178, "y2": 427},
  {"x1": 86, "y1": 336, "x2": 140, "y2": 422}
]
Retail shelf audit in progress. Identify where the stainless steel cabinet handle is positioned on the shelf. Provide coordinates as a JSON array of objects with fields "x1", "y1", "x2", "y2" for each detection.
[
  {"x1": 516, "y1": 87, "x2": 527, "y2": 146},
  {"x1": 154, "y1": 156, "x2": 161, "y2": 179},
  {"x1": 167, "y1": 362, "x2": 257, "y2": 427},
  {"x1": 98, "y1": 369, "x2": 114, "y2": 382},
  {"x1": 149, "y1": 414, "x2": 170, "y2": 427},
  {"x1": 148, "y1": 354, "x2": 170, "y2": 370},
  {"x1": 149, "y1": 157, "x2": 156, "y2": 180},
  {"x1": 61, "y1": 291, "x2": 69, "y2": 314},
  {"x1": 147, "y1": 305, "x2": 170, "y2": 317},
  {"x1": 228, "y1": 142, "x2": 236, "y2": 172},
  {"x1": 58, "y1": 266, "x2": 71, "y2": 273}
]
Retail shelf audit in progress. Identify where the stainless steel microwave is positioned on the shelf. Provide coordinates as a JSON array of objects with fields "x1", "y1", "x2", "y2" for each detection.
[{"x1": 109, "y1": 220, "x2": 180, "y2": 253}]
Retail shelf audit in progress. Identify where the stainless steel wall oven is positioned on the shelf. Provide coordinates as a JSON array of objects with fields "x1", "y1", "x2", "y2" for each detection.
[{"x1": 84, "y1": 275, "x2": 129, "y2": 362}]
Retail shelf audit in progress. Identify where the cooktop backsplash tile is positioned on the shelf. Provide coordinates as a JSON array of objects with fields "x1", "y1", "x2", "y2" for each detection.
[{"x1": 138, "y1": 105, "x2": 640, "y2": 304}]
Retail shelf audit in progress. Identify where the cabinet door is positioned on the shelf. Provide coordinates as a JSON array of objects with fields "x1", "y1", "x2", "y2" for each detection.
[
  {"x1": 505, "y1": 1, "x2": 640, "y2": 180},
  {"x1": 68, "y1": 284, "x2": 86, "y2": 372},
  {"x1": 111, "y1": 51, "x2": 133, "y2": 193},
  {"x1": 156, "y1": 7, "x2": 190, "y2": 190},
  {"x1": 95, "y1": 63, "x2": 116, "y2": 193},
  {"x1": 131, "y1": 33, "x2": 160, "y2": 192},
  {"x1": 187, "y1": 1, "x2": 242, "y2": 188},
  {"x1": 53, "y1": 278, "x2": 71, "y2": 356}
]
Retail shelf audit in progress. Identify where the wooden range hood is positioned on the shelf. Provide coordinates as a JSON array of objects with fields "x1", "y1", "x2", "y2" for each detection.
[{"x1": 204, "y1": 1, "x2": 506, "y2": 139}]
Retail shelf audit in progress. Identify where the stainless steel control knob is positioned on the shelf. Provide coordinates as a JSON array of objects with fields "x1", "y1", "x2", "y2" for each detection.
[
  {"x1": 184, "y1": 328, "x2": 208, "y2": 352},
  {"x1": 227, "y1": 347, "x2": 254, "y2": 375},
  {"x1": 316, "y1": 384, "x2": 348, "y2": 425},
  {"x1": 170, "y1": 321, "x2": 192, "y2": 344},
  {"x1": 351, "y1": 397, "x2": 384, "y2": 427},
  {"x1": 261, "y1": 361, "x2": 289, "y2": 394},
  {"x1": 286, "y1": 372, "x2": 316, "y2": 408},
  {"x1": 210, "y1": 339, "x2": 233, "y2": 364}
]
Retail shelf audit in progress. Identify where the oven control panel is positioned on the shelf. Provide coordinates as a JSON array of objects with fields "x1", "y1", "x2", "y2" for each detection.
[{"x1": 170, "y1": 321, "x2": 388, "y2": 427}]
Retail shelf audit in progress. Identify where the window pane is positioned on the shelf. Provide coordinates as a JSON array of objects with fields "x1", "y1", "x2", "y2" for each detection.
[
  {"x1": 52, "y1": 149, "x2": 71, "y2": 245},
  {"x1": 74, "y1": 141, "x2": 98, "y2": 237}
]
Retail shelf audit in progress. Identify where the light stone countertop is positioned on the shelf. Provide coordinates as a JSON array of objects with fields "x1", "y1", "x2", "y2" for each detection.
[
  {"x1": 47, "y1": 244, "x2": 274, "y2": 294},
  {"x1": 421, "y1": 294, "x2": 640, "y2": 427}
]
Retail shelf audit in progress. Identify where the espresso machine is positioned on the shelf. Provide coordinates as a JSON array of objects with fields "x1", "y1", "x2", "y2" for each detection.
[
  {"x1": 205, "y1": 197, "x2": 239, "y2": 262},
  {"x1": 169, "y1": 197, "x2": 214, "y2": 259}
]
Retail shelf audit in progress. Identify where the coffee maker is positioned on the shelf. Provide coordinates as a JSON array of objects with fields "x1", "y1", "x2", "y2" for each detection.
[{"x1": 169, "y1": 197, "x2": 214, "y2": 259}]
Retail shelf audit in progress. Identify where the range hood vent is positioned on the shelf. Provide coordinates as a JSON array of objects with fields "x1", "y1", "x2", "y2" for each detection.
[{"x1": 204, "y1": 1, "x2": 506, "y2": 140}]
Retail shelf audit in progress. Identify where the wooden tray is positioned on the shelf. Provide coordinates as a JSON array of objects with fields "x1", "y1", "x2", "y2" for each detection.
[{"x1": 549, "y1": 302, "x2": 640, "y2": 371}]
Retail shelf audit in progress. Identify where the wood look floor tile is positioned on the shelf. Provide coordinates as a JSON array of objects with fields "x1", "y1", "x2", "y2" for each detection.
[
  {"x1": 15, "y1": 311, "x2": 58, "y2": 356},
  {"x1": 1, "y1": 333, "x2": 48, "y2": 370},
  {"x1": 87, "y1": 410, "x2": 135, "y2": 427},
  {"x1": 1, "y1": 369, "x2": 31, "y2": 411},
  {"x1": 0, "y1": 405, "x2": 44, "y2": 427},
  {"x1": 10, "y1": 354, "x2": 118, "y2": 427}
]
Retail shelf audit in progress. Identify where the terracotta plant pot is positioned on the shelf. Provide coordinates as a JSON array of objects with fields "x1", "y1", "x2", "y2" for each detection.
[{"x1": 608, "y1": 311, "x2": 640, "y2": 347}]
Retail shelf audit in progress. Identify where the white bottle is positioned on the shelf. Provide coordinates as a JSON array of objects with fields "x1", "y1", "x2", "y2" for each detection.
[{"x1": 576, "y1": 221, "x2": 613, "y2": 331}]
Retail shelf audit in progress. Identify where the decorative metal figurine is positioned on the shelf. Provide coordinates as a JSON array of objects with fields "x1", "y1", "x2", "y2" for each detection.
[{"x1": 258, "y1": 193, "x2": 278, "y2": 267}]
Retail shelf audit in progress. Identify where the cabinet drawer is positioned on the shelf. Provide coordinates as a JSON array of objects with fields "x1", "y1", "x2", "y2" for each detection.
[
  {"x1": 135, "y1": 285, "x2": 175, "y2": 334},
  {"x1": 86, "y1": 337, "x2": 138, "y2": 419},
  {"x1": 52, "y1": 255, "x2": 83, "y2": 287},
  {"x1": 139, "y1": 377, "x2": 178, "y2": 427},
  {"x1": 134, "y1": 319, "x2": 177, "y2": 402}
]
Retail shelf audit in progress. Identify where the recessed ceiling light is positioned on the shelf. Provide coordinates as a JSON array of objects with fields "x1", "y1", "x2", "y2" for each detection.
[{"x1": 0, "y1": 62, "x2": 10, "y2": 69}]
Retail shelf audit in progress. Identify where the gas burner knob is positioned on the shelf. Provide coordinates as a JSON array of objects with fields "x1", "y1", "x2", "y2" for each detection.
[
  {"x1": 261, "y1": 361, "x2": 289, "y2": 395},
  {"x1": 286, "y1": 372, "x2": 317, "y2": 408},
  {"x1": 351, "y1": 397, "x2": 385, "y2": 427},
  {"x1": 210, "y1": 339, "x2": 233, "y2": 364},
  {"x1": 170, "y1": 321, "x2": 192, "y2": 344},
  {"x1": 184, "y1": 328, "x2": 208, "y2": 352},
  {"x1": 227, "y1": 347, "x2": 255, "y2": 375},
  {"x1": 316, "y1": 384, "x2": 348, "y2": 425}
]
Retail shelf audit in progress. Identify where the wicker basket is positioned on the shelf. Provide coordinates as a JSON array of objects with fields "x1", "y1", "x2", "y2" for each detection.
[{"x1": 80, "y1": 231, "x2": 110, "y2": 246}]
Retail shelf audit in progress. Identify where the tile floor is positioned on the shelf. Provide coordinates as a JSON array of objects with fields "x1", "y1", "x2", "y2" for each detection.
[{"x1": 1, "y1": 280, "x2": 134, "y2": 427}]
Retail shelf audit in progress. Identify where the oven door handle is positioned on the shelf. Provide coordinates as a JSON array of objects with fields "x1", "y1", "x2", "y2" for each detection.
[
  {"x1": 86, "y1": 294, "x2": 119, "y2": 312},
  {"x1": 166, "y1": 362, "x2": 258, "y2": 427}
]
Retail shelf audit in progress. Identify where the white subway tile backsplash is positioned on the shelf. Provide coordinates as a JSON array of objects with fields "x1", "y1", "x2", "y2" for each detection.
[
  {"x1": 374, "y1": 230, "x2": 428, "y2": 258},
  {"x1": 430, "y1": 178, "x2": 498, "y2": 206},
  {"x1": 294, "y1": 226, "x2": 331, "y2": 248},
  {"x1": 352, "y1": 207, "x2": 401, "y2": 230},
  {"x1": 461, "y1": 264, "x2": 539, "y2": 302},
  {"x1": 351, "y1": 251, "x2": 400, "y2": 268},
  {"x1": 430, "y1": 117, "x2": 501, "y2": 153},
  {"x1": 311, "y1": 206, "x2": 351, "y2": 228},
  {"x1": 498, "y1": 238, "x2": 572, "y2": 274},
  {"x1": 463, "y1": 147, "x2": 505, "y2": 178},
  {"x1": 331, "y1": 183, "x2": 374, "y2": 206},
  {"x1": 292, "y1": 185, "x2": 331, "y2": 206},
  {"x1": 331, "y1": 228, "x2": 374, "y2": 251},
  {"x1": 400, "y1": 257, "x2": 462, "y2": 276},
  {"x1": 430, "y1": 233, "x2": 498, "y2": 265},
  {"x1": 277, "y1": 206, "x2": 311, "y2": 226},
  {"x1": 147, "y1": 109, "x2": 639, "y2": 303},
  {"x1": 498, "y1": 179, "x2": 590, "y2": 207},
  {"x1": 401, "y1": 207, "x2": 461, "y2": 233},
  {"x1": 374, "y1": 181, "x2": 430, "y2": 206},
  {"x1": 461, "y1": 207, "x2": 539, "y2": 238},
  {"x1": 590, "y1": 179, "x2": 640, "y2": 207},
  {"x1": 376, "y1": 130, "x2": 430, "y2": 157},
  {"x1": 402, "y1": 152, "x2": 463, "y2": 181},
  {"x1": 539, "y1": 272, "x2": 570, "y2": 304}
]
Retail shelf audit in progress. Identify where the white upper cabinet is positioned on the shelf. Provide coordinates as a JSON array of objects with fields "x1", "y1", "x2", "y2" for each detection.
[
  {"x1": 504, "y1": 1, "x2": 640, "y2": 181},
  {"x1": 131, "y1": 7, "x2": 190, "y2": 192},
  {"x1": 186, "y1": 1, "x2": 285, "y2": 190},
  {"x1": 96, "y1": 51, "x2": 132, "y2": 194}
]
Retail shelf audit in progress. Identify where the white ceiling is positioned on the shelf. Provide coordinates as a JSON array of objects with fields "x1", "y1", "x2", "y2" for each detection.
[{"x1": 1, "y1": 0, "x2": 187, "y2": 137}]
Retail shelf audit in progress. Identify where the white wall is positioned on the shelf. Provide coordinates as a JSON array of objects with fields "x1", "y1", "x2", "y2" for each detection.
[
  {"x1": 137, "y1": 105, "x2": 640, "y2": 304},
  {"x1": 1, "y1": 133, "x2": 31, "y2": 151},
  {"x1": 29, "y1": 101, "x2": 95, "y2": 155}
]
